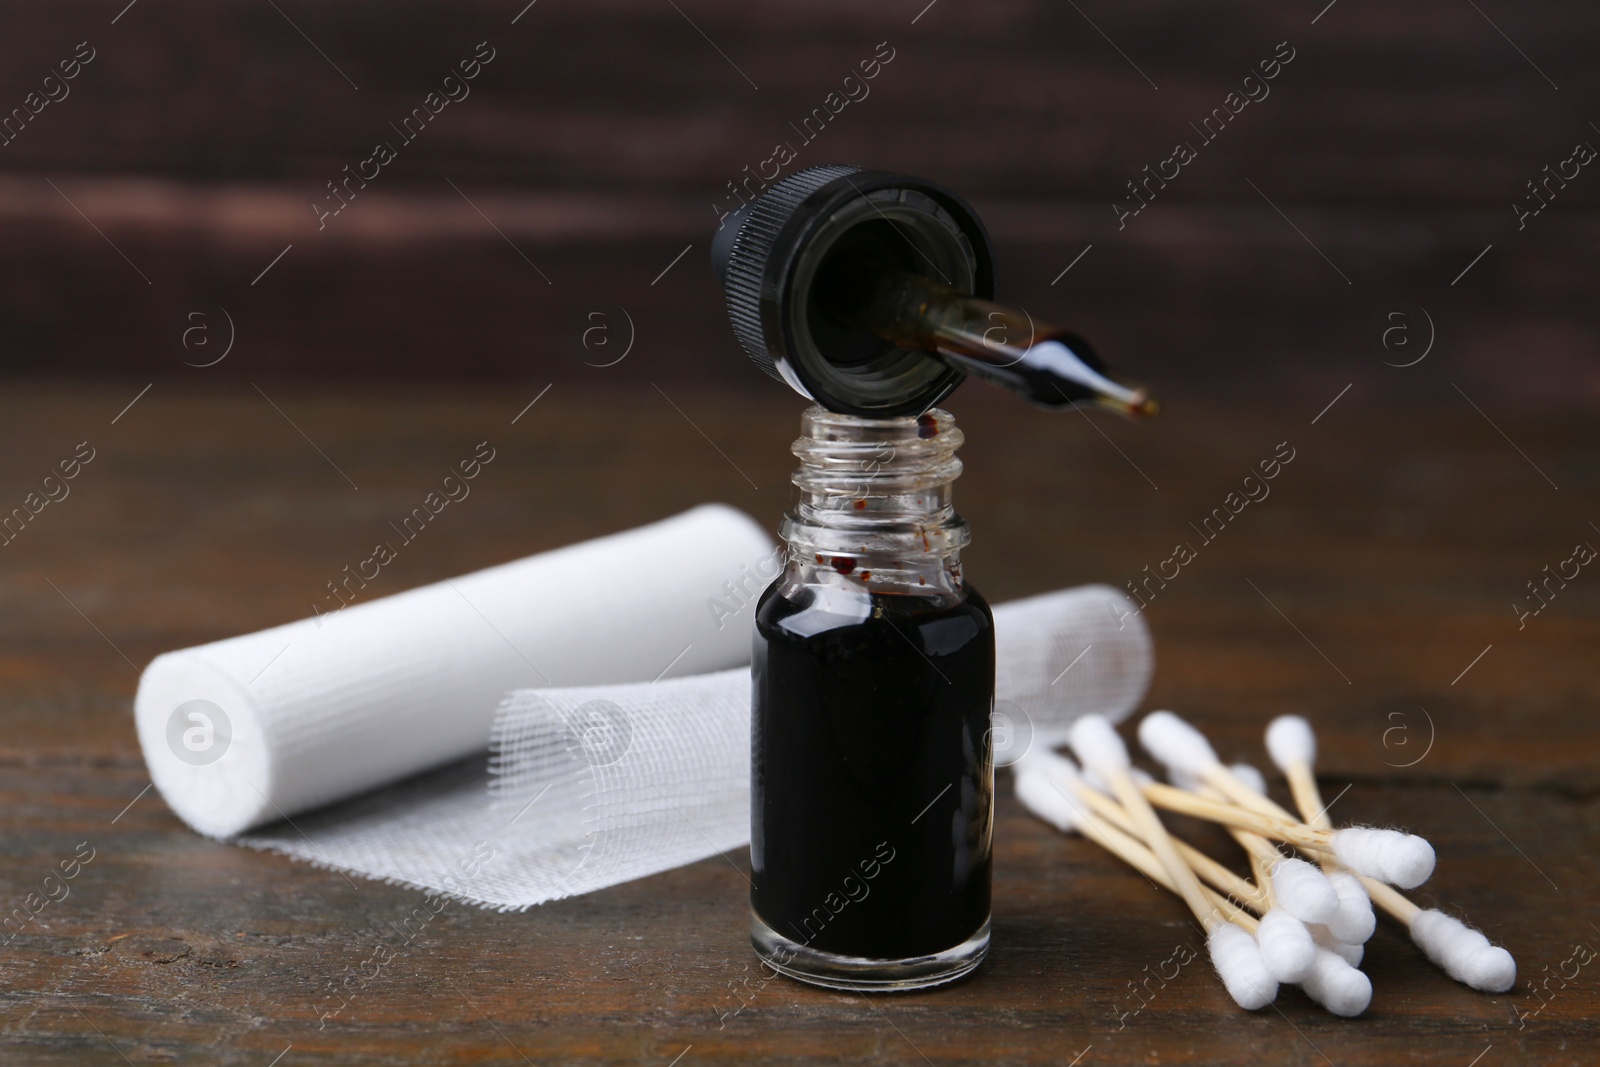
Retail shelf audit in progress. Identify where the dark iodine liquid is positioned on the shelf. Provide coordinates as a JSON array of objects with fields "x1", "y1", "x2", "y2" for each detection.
[{"x1": 751, "y1": 579, "x2": 995, "y2": 961}]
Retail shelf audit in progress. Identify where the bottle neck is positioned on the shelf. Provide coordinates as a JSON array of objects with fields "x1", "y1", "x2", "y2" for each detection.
[{"x1": 780, "y1": 406, "x2": 970, "y2": 595}]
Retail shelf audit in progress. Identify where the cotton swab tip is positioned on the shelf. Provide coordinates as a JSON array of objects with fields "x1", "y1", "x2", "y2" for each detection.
[
  {"x1": 1137, "y1": 710, "x2": 1221, "y2": 776},
  {"x1": 1265, "y1": 715, "x2": 1317, "y2": 772},
  {"x1": 1300, "y1": 947, "x2": 1372, "y2": 1017},
  {"x1": 1471, "y1": 946, "x2": 1517, "y2": 993},
  {"x1": 1015, "y1": 746, "x2": 1082, "y2": 787},
  {"x1": 1207, "y1": 922, "x2": 1279, "y2": 1010},
  {"x1": 1310, "y1": 923, "x2": 1364, "y2": 966},
  {"x1": 1068, "y1": 714, "x2": 1131, "y2": 773},
  {"x1": 1229, "y1": 762, "x2": 1267, "y2": 796},
  {"x1": 1013, "y1": 767, "x2": 1083, "y2": 834},
  {"x1": 1409, "y1": 909, "x2": 1517, "y2": 993},
  {"x1": 1089, "y1": 764, "x2": 1152, "y2": 793},
  {"x1": 1325, "y1": 870, "x2": 1377, "y2": 944},
  {"x1": 1331, "y1": 827, "x2": 1436, "y2": 888},
  {"x1": 1271, "y1": 856, "x2": 1339, "y2": 923},
  {"x1": 1256, "y1": 908, "x2": 1317, "y2": 983}
]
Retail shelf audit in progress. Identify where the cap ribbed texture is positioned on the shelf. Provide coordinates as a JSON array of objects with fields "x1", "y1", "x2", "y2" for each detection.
[{"x1": 722, "y1": 164, "x2": 862, "y2": 382}]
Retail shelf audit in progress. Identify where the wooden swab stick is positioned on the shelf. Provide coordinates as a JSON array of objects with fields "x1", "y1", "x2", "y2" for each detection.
[
  {"x1": 1249, "y1": 849, "x2": 1272, "y2": 896},
  {"x1": 1213, "y1": 815, "x2": 1321, "y2": 986},
  {"x1": 1186, "y1": 773, "x2": 1354, "y2": 1001},
  {"x1": 1141, "y1": 711, "x2": 1315, "y2": 824},
  {"x1": 1175, "y1": 770, "x2": 1339, "y2": 924},
  {"x1": 1018, "y1": 753, "x2": 1329, "y2": 1004},
  {"x1": 1258, "y1": 721, "x2": 1424, "y2": 924},
  {"x1": 1265, "y1": 716, "x2": 1332, "y2": 830},
  {"x1": 1070, "y1": 719, "x2": 1232, "y2": 930},
  {"x1": 1139, "y1": 714, "x2": 1377, "y2": 1014},
  {"x1": 1014, "y1": 765, "x2": 1259, "y2": 931},
  {"x1": 1068, "y1": 776, "x2": 1268, "y2": 912},
  {"x1": 1260, "y1": 717, "x2": 1379, "y2": 942},
  {"x1": 1144, "y1": 782, "x2": 1335, "y2": 845},
  {"x1": 1132, "y1": 715, "x2": 1437, "y2": 890},
  {"x1": 1023, "y1": 750, "x2": 1269, "y2": 914},
  {"x1": 1141, "y1": 780, "x2": 1435, "y2": 888},
  {"x1": 1068, "y1": 716, "x2": 1278, "y2": 1010}
]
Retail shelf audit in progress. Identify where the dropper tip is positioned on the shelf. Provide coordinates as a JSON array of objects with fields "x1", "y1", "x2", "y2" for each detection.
[{"x1": 1098, "y1": 385, "x2": 1160, "y2": 420}]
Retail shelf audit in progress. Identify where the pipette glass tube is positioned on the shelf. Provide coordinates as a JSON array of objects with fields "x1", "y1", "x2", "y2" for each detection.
[{"x1": 817, "y1": 261, "x2": 1160, "y2": 419}]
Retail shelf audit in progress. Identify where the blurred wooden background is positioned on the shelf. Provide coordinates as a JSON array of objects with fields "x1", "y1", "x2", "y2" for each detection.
[{"x1": 0, "y1": 0, "x2": 1596, "y2": 407}]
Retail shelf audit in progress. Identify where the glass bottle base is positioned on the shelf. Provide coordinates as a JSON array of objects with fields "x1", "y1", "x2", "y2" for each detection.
[{"x1": 750, "y1": 912, "x2": 990, "y2": 992}]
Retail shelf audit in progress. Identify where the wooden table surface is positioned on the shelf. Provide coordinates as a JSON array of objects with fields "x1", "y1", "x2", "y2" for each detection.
[{"x1": 2, "y1": 380, "x2": 1596, "y2": 1065}]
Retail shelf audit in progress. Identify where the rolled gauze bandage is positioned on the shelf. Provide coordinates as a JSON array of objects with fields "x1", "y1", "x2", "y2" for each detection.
[
  {"x1": 137, "y1": 501, "x2": 1154, "y2": 907},
  {"x1": 232, "y1": 584, "x2": 1150, "y2": 909},
  {"x1": 134, "y1": 504, "x2": 777, "y2": 838}
]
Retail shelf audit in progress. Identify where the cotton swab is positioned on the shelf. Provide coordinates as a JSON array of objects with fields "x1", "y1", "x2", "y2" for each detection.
[
  {"x1": 1332, "y1": 827, "x2": 1437, "y2": 888},
  {"x1": 1139, "y1": 710, "x2": 1288, "y2": 815},
  {"x1": 1142, "y1": 710, "x2": 1427, "y2": 882},
  {"x1": 1263, "y1": 715, "x2": 1515, "y2": 991},
  {"x1": 1068, "y1": 716, "x2": 1278, "y2": 1010},
  {"x1": 1172, "y1": 767, "x2": 1340, "y2": 924},
  {"x1": 1205, "y1": 923, "x2": 1280, "y2": 1012},
  {"x1": 1263, "y1": 855, "x2": 1339, "y2": 927},
  {"x1": 1065, "y1": 717, "x2": 1236, "y2": 929},
  {"x1": 1264, "y1": 716, "x2": 1380, "y2": 939},
  {"x1": 1013, "y1": 763, "x2": 1259, "y2": 930},
  {"x1": 1256, "y1": 907, "x2": 1318, "y2": 983},
  {"x1": 1019, "y1": 756, "x2": 1321, "y2": 995},
  {"x1": 1347, "y1": 874, "x2": 1515, "y2": 992},
  {"x1": 1141, "y1": 711, "x2": 1433, "y2": 885},
  {"x1": 1136, "y1": 781, "x2": 1436, "y2": 889},
  {"x1": 1212, "y1": 773, "x2": 1357, "y2": 991},
  {"x1": 1022, "y1": 707, "x2": 1515, "y2": 1011},
  {"x1": 1023, "y1": 750, "x2": 1270, "y2": 915},
  {"x1": 1264, "y1": 715, "x2": 1328, "y2": 829},
  {"x1": 1228, "y1": 762, "x2": 1268, "y2": 796},
  {"x1": 1325, "y1": 870, "x2": 1378, "y2": 945},
  {"x1": 1231, "y1": 813, "x2": 1338, "y2": 924},
  {"x1": 1234, "y1": 746, "x2": 1377, "y2": 944},
  {"x1": 1013, "y1": 761, "x2": 1092, "y2": 836},
  {"x1": 1018, "y1": 751, "x2": 1361, "y2": 1014},
  {"x1": 1169, "y1": 767, "x2": 1360, "y2": 1007},
  {"x1": 1300, "y1": 946, "x2": 1373, "y2": 1017},
  {"x1": 1310, "y1": 923, "x2": 1364, "y2": 966},
  {"x1": 1407, "y1": 907, "x2": 1517, "y2": 992}
]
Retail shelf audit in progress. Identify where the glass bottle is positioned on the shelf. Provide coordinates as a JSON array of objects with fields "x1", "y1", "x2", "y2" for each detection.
[{"x1": 750, "y1": 405, "x2": 995, "y2": 991}]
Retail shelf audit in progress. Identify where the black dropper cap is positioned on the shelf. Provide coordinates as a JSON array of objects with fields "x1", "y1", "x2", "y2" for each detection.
[{"x1": 713, "y1": 165, "x2": 995, "y2": 417}]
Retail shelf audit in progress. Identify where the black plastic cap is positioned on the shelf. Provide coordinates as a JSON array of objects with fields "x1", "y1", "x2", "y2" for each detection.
[
  {"x1": 715, "y1": 164, "x2": 996, "y2": 417},
  {"x1": 710, "y1": 201, "x2": 752, "y2": 286}
]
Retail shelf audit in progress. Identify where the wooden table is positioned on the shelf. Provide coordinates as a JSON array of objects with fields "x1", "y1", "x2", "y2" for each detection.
[{"x1": 2, "y1": 381, "x2": 1596, "y2": 1065}]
